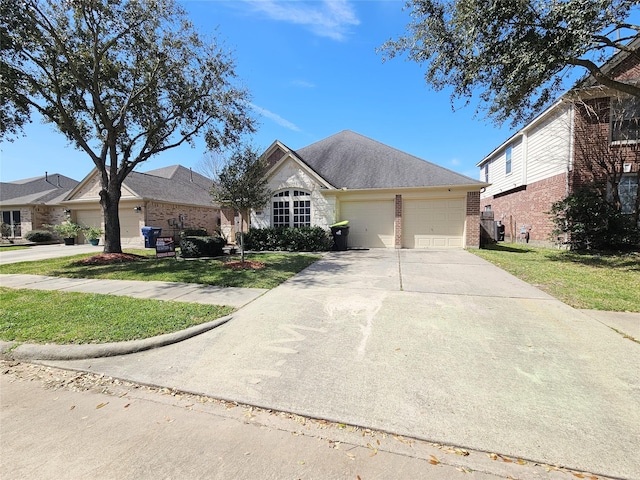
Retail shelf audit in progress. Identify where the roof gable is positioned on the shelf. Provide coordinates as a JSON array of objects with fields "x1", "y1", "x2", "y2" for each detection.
[
  {"x1": 294, "y1": 130, "x2": 482, "y2": 189},
  {"x1": 66, "y1": 165, "x2": 215, "y2": 207}
]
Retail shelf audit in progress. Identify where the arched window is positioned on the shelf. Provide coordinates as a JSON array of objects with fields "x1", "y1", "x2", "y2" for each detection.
[{"x1": 272, "y1": 190, "x2": 311, "y2": 227}]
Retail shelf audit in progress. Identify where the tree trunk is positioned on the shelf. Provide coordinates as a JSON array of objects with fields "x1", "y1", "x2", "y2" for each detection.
[
  {"x1": 100, "y1": 183, "x2": 123, "y2": 254},
  {"x1": 239, "y1": 212, "x2": 245, "y2": 263}
]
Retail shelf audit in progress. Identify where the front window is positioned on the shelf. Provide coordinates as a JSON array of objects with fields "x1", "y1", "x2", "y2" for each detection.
[
  {"x1": 1, "y1": 210, "x2": 21, "y2": 237},
  {"x1": 618, "y1": 175, "x2": 639, "y2": 214},
  {"x1": 484, "y1": 163, "x2": 489, "y2": 183},
  {"x1": 611, "y1": 96, "x2": 640, "y2": 143},
  {"x1": 272, "y1": 190, "x2": 311, "y2": 227},
  {"x1": 505, "y1": 146, "x2": 512, "y2": 174}
]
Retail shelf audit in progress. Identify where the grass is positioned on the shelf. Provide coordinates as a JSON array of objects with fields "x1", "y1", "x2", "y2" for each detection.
[
  {"x1": 0, "y1": 287, "x2": 233, "y2": 344},
  {"x1": 0, "y1": 245, "x2": 30, "y2": 251},
  {"x1": 0, "y1": 250, "x2": 321, "y2": 289},
  {"x1": 471, "y1": 244, "x2": 640, "y2": 312}
]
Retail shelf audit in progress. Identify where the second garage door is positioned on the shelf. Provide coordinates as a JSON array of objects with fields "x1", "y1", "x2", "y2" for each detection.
[
  {"x1": 340, "y1": 200, "x2": 394, "y2": 248},
  {"x1": 403, "y1": 198, "x2": 465, "y2": 249}
]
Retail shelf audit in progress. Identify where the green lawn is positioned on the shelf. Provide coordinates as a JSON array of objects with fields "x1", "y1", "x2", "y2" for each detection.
[
  {"x1": 471, "y1": 244, "x2": 640, "y2": 312},
  {"x1": 0, "y1": 251, "x2": 320, "y2": 344},
  {"x1": 0, "y1": 287, "x2": 233, "y2": 344},
  {"x1": 0, "y1": 251, "x2": 321, "y2": 289}
]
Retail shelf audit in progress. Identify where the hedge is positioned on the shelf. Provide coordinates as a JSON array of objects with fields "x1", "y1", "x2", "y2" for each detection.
[
  {"x1": 179, "y1": 236, "x2": 225, "y2": 258},
  {"x1": 24, "y1": 230, "x2": 55, "y2": 243},
  {"x1": 243, "y1": 226, "x2": 332, "y2": 252}
]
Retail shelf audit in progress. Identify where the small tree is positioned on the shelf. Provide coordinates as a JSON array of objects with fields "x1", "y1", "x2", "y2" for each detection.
[{"x1": 210, "y1": 145, "x2": 271, "y2": 262}]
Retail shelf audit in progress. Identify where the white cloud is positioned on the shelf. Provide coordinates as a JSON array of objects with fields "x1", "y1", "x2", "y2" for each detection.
[
  {"x1": 291, "y1": 79, "x2": 316, "y2": 88},
  {"x1": 250, "y1": 103, "x2": 301, "y2": 132},
  {"x1": 242, "y1": 0, "x2": 360, "y2": 41},
  {"x1": 450, "y1": 157, "x2": 461, "y2": 166}
]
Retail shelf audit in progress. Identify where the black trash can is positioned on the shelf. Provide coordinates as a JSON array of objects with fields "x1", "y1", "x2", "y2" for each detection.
[
  {"x1": 141, "y1": 226, "x2": 162, "y2": 248},
  {"x1": 330, "y1": 225, "x2": 349, "y2": 251}
]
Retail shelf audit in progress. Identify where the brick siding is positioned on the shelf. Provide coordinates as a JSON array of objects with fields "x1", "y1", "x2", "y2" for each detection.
[
  {"x1": 480, "y1": 172, "x2": 567, "y2": 243},
  {"x1": 465, "y1": 191, "x2": 480, "y2": 248}
]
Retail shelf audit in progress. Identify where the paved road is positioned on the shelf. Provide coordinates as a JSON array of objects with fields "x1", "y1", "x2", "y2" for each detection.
[
  {"x1": 43, "y1": 249, "x2": 640, "y2": 479},
  {"x1": 6, "y1": 361, "x2": 549, "y2": 480},
  {"x1": 0, "y1": 243, "x2": 103, "y2": 264}
]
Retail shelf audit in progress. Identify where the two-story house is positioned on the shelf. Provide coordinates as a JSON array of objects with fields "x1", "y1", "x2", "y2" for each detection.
[{"x1": 478, "y1": 38, "x2": 640, "y2": 244}]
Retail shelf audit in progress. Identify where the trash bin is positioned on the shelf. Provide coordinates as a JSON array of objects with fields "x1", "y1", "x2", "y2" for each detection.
[
  {"x1": 330, "y1": 225, "x2": 349, "y2": 251},
  {"x1": 141, "y1": 226, "x2": 162, "y2": 248}
]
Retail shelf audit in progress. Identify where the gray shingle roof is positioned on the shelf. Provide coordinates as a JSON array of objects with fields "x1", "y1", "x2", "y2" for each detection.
[
  {"x1": 294, "y1": 130, "x2": 482, "y2": 189},
  {"x1": 124, "y1": 165, "x2": 214, "y2": 206},
  {"x1": 1, "y1": 174, "x2": 79, "y2": 206}
]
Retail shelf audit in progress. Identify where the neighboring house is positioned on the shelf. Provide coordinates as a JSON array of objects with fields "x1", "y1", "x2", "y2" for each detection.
[
  {"x1": 477, "y1": 38, "x2": 640, "y2": 244},
  {"x1": 63, "y1": 165, "x2": 218, "y2": 245},
  {"x1": 2, "y1": 165, "x2": 218, "y2": 246},
  {"x1": 224, "y1": 130, "x2": 486, "y2": 249},
  {"x1": 0, "y1": 173, "x2": 79, "y2": 238}
]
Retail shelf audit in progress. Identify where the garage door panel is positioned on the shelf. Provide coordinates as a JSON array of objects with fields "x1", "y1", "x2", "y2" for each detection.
[
  {"x1": 76, "y1": 209, "x2": 142, "y2": 246},
  {"x1": 340, "y1": 201, "x2": 394, "y2": 248},
  {"x1": 403, "y1": 198, "x2": 465, "y2": 249}
]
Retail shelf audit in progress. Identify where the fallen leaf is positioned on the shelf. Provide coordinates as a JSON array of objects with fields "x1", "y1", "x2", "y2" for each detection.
[
  {"x1": 454, "y1": 448, "x2": 469, "y2": 456},
  {"x1": 429, "y1": 454, "x2": 440, "y2": 465},
  {"x1": 517, "y1": 459, "x2": 527, "y2": 465},
  {"x1": 488, "y1": 453, "x2": 498, "y2": 460},
  {"x1": 96, "y1": 402, "x2": 108, "y2": 409},
  {"x1": 369, "y1": 449, "x2": 378, "y2": 457},
  {"x1": 357, "y1": 476, "x2": 361, "y2": 480},
  {"x1": 573, "y1": 474, "x2": 585, "y2": 479},
  {"x1": 502, "y1": 457, "x2": 513, "y2": 463},
  {"x1": 124, "y1": 403, "x2": 130, "y2": 408},
  {"x1": 376, "y1": 439, "x2": 380, "y2": 446},
  {"x1": 69, "y1": 405, "x2": 75, "y2": 411}
]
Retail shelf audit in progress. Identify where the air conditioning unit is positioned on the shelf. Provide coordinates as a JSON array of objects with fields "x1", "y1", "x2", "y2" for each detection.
[{"x1": 623, "y1": 163, "x2": 632, "y2": 173}]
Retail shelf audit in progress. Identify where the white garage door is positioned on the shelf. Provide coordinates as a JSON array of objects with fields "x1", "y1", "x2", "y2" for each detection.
[
  {"x1": 340, "y1": 200, "x2": 394, "y2": 248},
  {"x1": 119, "y1": 210, "x2": 143, "y2": 246},
  {"x1": 75, "y1": 210, "x2": 103, "y2": 244},
  {"x1": 403, "y1": 198, "x2": 465, "y2": 249},
  {"x1": 76, "y1": 209, "x2": 142, "y2": 246}
]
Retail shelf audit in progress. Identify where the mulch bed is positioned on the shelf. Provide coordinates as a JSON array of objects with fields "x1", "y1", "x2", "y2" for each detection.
[
  {"x1": 223, "y1": 261, "x2": 265, "y2": 270},
  {"x1": 75, "y1": 253, "x2": 147, "y2": 265}
]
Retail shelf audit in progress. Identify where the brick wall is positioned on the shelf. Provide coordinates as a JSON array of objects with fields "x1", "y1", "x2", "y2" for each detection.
[
  {"x1": 480, "y1": 172, "x2": 567, "y2": 243},
  {"x1": 394, "y1": 195, "x2": 402, "y2": 248},
  {"x1": 146, "y1": 202, "x2": 219, "y2": 239},
  {"x1": 465, "y1": 191, "x2": 480, "y2": 248}
]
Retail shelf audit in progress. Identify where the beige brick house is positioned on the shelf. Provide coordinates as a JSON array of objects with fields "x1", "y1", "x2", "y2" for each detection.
[
  {"x1": 477, "y1": 38, "x2": 640, "y2": 244},
  {"x1": 223, "y1": 130, "x2": 487, "y2": 249},
  {"x1": 2, "y1": 165, "x2": 219, "y2": 246}
]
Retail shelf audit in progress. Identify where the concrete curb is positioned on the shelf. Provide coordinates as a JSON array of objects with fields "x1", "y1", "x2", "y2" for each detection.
[{"x1": 1, "y1": 315, "x2": 233, "y2": 361}]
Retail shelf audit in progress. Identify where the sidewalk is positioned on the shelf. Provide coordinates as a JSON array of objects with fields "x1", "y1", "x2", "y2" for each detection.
[{"x1": 0, "y1": 273, "x2": 267, "y2": 361}]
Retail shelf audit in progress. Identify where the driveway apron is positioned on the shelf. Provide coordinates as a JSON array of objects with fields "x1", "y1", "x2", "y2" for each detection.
[{"x1": 46, "y1": 250, "x2": 640, "y2": 478}]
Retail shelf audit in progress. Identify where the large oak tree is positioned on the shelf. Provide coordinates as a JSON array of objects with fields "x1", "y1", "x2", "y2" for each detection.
[
  {"x1": 1, "y1": 0, "x2": 254, "y2": 252},
  {"x1": 379, "y1": 0, "x2": 640, "y2": 125}
]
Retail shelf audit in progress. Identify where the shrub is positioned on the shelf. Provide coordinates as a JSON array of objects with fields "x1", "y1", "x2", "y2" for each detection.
[
  {"x1": 24, "y1": 230, "x2": 55, "y2": 243},
  {"x1": 243, "y1": 226, "x2": 332, "y2": 252},
  {"x1": 180, "y1": 228, "x2": 209, "y2": 237},
  {"x1": 179, "y1": 236, "x2": 225, "y2": 258},
  {"x1": 549, "y1": 188, "x2": 640, "y2": 251}
]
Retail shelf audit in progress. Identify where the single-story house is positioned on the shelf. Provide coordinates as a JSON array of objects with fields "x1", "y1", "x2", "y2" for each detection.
[
  {"x1": 2, "y1": 165, "x2": 219, "y2": 246},
  {"x1": 224, "y1": 130, "x2": 486, "y2": 249},
  {"x1": 477, "y1": 37, "x2": 640, "y2": 244},
  {"x1": 0, "y1": 173, "x2": 79, "y2": 238},
  {"x1": 63, "y1": 165, "x2": 218, "y2": 245}
]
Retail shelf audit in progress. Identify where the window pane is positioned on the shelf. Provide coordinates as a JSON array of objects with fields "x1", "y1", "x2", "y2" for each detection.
[
  {"x1": 611, "y1": 97, "x2": 640, "y2": 142},
  {"x1": 619, "y1": 176, "x2": 638, "y2": 214}
]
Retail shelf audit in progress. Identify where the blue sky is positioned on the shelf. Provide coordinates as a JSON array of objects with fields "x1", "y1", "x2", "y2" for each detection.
[{"x1": 1, "y1": 0, "x2": 530, "y2": 183}]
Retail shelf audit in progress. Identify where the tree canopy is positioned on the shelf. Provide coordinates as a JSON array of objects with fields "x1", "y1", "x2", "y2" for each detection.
[
  {"x1": 379, "y1": 0, "x2": 640, "y2": 126},
  {"x1": 209, "y1": 144, "x2": 271, "y2": 262},
  {"x1": 1, "y1": 0, "x2": 254, "y2": 252}
]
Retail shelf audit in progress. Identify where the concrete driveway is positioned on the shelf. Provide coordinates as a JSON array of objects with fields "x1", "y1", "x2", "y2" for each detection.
[{"x1": 46, "y1": 249, "x2": 640, "y2": 478}]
